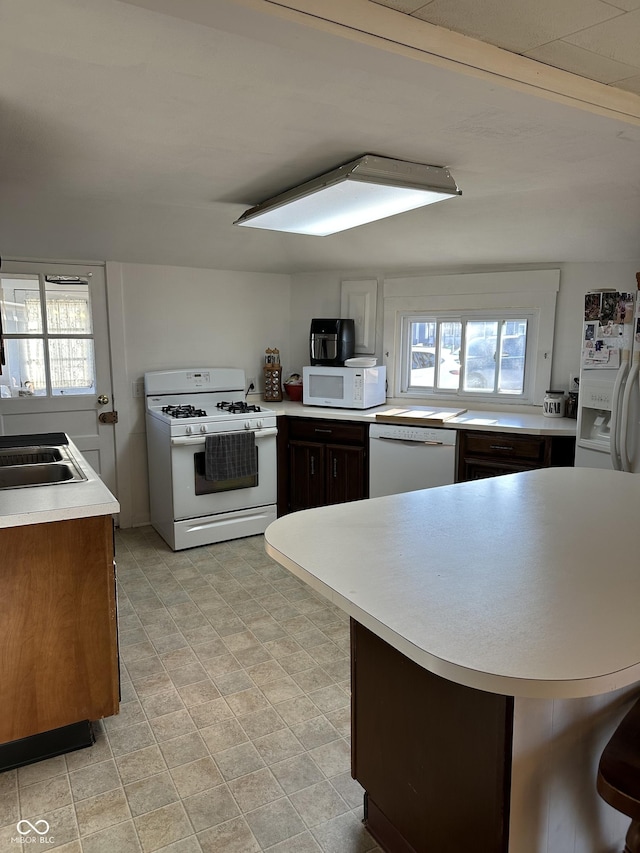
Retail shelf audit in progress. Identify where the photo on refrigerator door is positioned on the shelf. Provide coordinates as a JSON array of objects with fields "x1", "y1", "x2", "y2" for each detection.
[
  {"x1": 616, "y1": 294, "x2": 634, "y2": 324},
  {"x1": 582, "y1": 320, "x2": 621, "y2": 369},
  {"x1": 600, "y1": 320, "x2": 622, "y2": 337},
  {"x1": 585, "y1": 292, "x2": 601, "y2": 321},
  {"x1": 601, "y1": 292, "x2": 620, "y2": 323}
]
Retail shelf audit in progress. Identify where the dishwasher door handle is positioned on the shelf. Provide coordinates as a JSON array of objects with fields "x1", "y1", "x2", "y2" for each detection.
[{"x1": 374, "y1": 436, "x2": 444, "y2": 446}]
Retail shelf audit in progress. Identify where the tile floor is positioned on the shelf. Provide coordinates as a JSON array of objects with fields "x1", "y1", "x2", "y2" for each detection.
[{"x1": 0, "y1": 527, "x2": 381, "y2": 853}]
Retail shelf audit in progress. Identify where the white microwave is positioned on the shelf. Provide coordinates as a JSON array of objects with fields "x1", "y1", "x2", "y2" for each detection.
[{"x1": 303, "y1": 365, "x2": 386, "y2": 409}]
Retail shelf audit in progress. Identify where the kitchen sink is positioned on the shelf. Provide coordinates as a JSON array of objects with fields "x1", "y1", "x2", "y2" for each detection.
[
  {"x1": 0, "y1": 463, "x2": 85, "y2": 489},
  {"x1": 0, "y1": 439, "x2": 87, "y2": 490},
  {"x1": 0, "y1": 446, "x2": 65, "y2": 466}
]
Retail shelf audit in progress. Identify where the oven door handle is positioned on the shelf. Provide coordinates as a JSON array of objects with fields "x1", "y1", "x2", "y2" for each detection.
[{"x1": 170, "y1": 427, "x2": 278, "y2": 447}]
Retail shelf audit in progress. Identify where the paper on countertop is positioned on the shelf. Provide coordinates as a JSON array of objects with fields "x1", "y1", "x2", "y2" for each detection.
[{"x1": 453, "y1": 417, "x2": 498, "y2": 425}]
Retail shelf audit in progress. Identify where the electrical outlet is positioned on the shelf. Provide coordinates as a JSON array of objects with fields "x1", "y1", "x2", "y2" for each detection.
[
  {"x1": 132, "y1": 379, "x2": 144, "y2": 398},
  {"x1": 247, "y1": 376, "x2": 256, "y2": 391}
]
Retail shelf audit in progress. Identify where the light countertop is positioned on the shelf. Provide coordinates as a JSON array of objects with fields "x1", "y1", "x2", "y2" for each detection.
[
  {"x1": 265, "y1": 467, "x2": 640, "y2": 699},
  {"x1": 265, "y1": 400, "x2": 577, "y2": 436},
  {"x1": 0, "y1": 438, "x2": 119, "y2": 529}
]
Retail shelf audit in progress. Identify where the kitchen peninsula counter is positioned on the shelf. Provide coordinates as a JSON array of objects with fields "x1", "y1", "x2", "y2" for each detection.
[{"x1": 265, "y1": 468, "x2": 640, "y2": 852}]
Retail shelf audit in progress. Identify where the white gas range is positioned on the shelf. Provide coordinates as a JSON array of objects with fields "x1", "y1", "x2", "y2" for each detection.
[{"x1": 144, "y1": 368, "x2": 278, "y2": 550}]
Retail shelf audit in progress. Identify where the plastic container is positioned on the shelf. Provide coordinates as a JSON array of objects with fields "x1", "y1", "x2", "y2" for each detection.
[{"x1": 284, "y1": 382, "x2": 303, "y2": 402}]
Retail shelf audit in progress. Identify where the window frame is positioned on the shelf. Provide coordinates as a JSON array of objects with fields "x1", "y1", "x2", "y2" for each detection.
[
  {"x1": 382, "y1": 270, "x2": 559, "y2": 407},
  {"x1": 399, "y1": 309, "x2": 537, "y2": 402},
  {"x1": 0, "y1": 272, "x2": 96, "y2": 397}
]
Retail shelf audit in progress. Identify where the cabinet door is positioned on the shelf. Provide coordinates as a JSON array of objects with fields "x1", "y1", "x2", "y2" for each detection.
[
  {"x1": 326, "y1": 444, "x2": 366, "y2": 505},
  {"x1": 289, "y1": 441, "x2": 326, "y2": 511},
  {"x1": 0, "y1": 515, "x2": 119, "y2": 743}
]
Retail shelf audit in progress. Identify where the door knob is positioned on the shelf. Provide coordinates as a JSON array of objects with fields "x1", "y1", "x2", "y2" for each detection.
[{"x1": 97, "y1": 394, "x2": 109, "y2": 405}]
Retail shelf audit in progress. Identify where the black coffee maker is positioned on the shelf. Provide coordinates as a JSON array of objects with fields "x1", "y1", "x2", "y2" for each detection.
[{"x1": 309, "y1": 319, "x2": 355, "y2": 366}]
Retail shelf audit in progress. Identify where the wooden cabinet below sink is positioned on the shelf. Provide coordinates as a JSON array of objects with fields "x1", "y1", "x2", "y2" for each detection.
[{"x1": 0, "y1": 514, "x2": 119, "y2": 746}]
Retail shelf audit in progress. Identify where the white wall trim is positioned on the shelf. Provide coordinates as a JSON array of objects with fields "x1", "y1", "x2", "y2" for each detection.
[
  {"x1": 385, "y1": 269, "x2": 561, "y2": 298},
  {"x1": 383, "y1": 270, "x2": 559, "y2": 405},
  {"x1": 341, "y1": 279, "x2": 378, "y2": 354},
  {"x1": 105, "y1": 261, "x2": 133, "y2": 529}
]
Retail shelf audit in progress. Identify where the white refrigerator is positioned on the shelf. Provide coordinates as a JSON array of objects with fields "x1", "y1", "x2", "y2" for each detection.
[{"x1": 575, "y1": 283, "x2": 640, "y2": 472}]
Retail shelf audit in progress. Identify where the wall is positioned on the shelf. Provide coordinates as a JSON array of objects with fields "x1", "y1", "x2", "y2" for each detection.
[
  {"x1": 290, "y1": 261, "x2": 640, "y2": 396},
  {"x1": 288, "y1": 272, "x2": 346, "y2": 373},
  {"x1": 107, "y1": 262, "x2": 291, "y2": 527},
  {"x1": 108, "y1": 259, "x2": 640, "y2": 528}
]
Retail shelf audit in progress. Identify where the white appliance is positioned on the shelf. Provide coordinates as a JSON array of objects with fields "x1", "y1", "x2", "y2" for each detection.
[
  {"x1": 575, "y1": 285, "x2": 640, "y2": 472},
  {"x1": 369, "y1": 422, "x2": 457, "y2": 497},
  {"x1": 144, "y1": 368, "x2": 277, "y2": 550},
  {"x1": 303, "y1": 365, "x2": 386, "y2": 409}
]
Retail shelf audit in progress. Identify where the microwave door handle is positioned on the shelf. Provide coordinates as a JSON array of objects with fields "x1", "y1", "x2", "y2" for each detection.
[{"x1": 170, "y1": 426, "x2": 278, "y2": 447}]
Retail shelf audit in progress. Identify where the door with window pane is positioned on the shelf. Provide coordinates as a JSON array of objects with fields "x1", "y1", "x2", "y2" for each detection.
[{"x1": 0, "y1": 261, "x2": 116, "y2": 494}]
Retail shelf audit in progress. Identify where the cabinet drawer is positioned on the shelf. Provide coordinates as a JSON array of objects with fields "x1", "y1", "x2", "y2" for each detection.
[
  {"x1": 462, "y1": 459, "x2": 538, "y2": 480},
  {"x1": 462, "y1": 431, "x2": 548, "y2": 464},
  {"x1": 288, "y1": 418, "x2": 367, "y2": 445}
]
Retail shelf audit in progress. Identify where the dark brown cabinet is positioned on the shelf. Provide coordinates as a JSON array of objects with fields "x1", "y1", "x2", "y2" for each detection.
[
  {"x1": 277, "y1": 417, "x2": 368, "y2": 514},
  {"x1": 326, "y1": 443, "x2": 365, "y2": 506},
  {"x1": 288, "y1": 440, "x2": 326, "y2": 510},
  {"x1": 456, "y1": 429, "x2": 575, "y2": 482},
  {"x1": 351, "y1": 619, "x2": 513, "y2": 853}
]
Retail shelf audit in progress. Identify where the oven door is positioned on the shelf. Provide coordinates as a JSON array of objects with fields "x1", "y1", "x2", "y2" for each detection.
[{"x1": 170, "y1": 426, "x2": 277, "y2": 520}]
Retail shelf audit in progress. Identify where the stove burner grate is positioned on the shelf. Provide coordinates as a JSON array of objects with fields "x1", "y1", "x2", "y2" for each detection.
[
  {"x1": 216, "y1": 401, "x2": 262, "y2": 414},
  {"x1": 162, "y1": 404, "x2": 208, "y2": 419}
]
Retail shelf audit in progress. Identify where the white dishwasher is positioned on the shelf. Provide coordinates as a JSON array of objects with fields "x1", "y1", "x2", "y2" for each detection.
[{"x1": 369, "y1": 422, "x2": 457, "y2": 497}]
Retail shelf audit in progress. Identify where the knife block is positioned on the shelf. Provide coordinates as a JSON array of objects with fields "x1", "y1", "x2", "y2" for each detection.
[{"x1": 263, "y1": 365, "x2": 283, "y2": 402}]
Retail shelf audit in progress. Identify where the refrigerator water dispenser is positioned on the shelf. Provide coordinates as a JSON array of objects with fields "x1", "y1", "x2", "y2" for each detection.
[
  {"x1": 589, "y1": 412, "x2": 611, "y2": 442},
  {"x1": 577, "y1": 378, "x2": 614, "y2": 454}
]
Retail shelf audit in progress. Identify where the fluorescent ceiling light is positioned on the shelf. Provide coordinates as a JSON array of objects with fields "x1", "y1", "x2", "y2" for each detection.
[{"x1": 233, "y1": 154, "x2": 461, "y2": 236}]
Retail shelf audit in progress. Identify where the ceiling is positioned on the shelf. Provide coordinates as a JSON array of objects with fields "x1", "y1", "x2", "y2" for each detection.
[
  {"x1": 373, "y1": 0, "x2": 640, "y2": 95},
  {"x1": 1, "y1": 0, "x2": 640, "y2": 274}
]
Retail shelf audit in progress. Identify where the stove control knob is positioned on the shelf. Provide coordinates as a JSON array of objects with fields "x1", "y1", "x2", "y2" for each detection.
[
  {"x1": 186, "y1": 425, "x2": 193, "y2": 435},
  {"x1": 200, "y1": 424, "x2": 207, "y2": 434},
  {"x1": 244, "y1": 421, "x2": 251, "y2": 430},
  {"x1": 257, "y1": 420, "x2": 263, "y2": 430}
]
